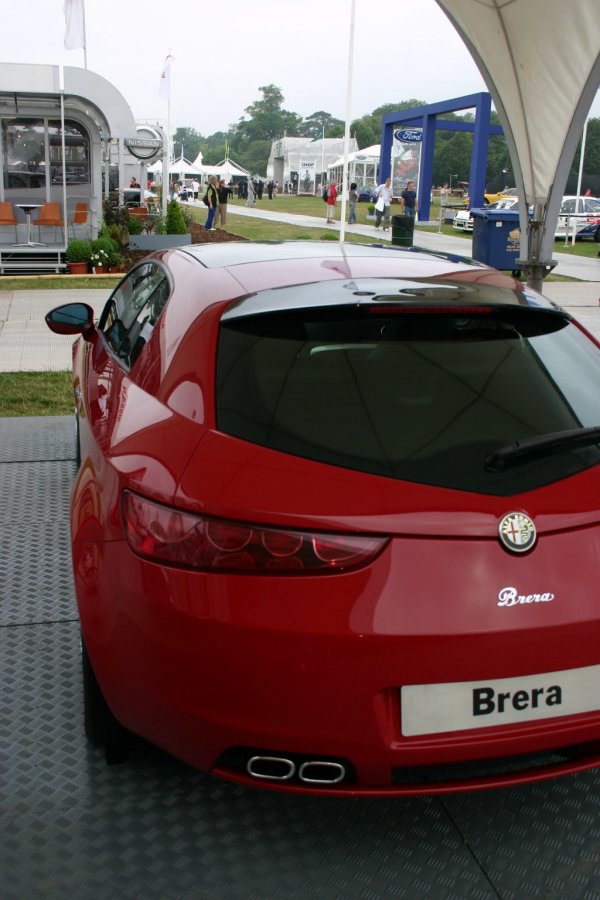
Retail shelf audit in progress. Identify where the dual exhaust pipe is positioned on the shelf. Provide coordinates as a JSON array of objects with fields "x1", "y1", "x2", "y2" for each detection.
[{"x1": 247, "y1": 754, "x2": 346, "y2": 784}]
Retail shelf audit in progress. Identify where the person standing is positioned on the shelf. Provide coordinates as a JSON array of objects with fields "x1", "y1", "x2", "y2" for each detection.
[
  {"x1": 374, "y1": 176, "x2": 393, "y2": 230},
  {"x1": 348, "y1": 182, "x2": 358, "y2": 225},
  {"x1": 192, "y1": 179, "x2": 200, "y2": 201},
  {"x1": 401, "y1": 180, "x2": 419, "y2": 219},
  {"x1": 325, "y1": 181, "x2": 337, "y2": 224},
  {"x1": 204, "y1": 176, "x2": 219, "y2": 230},
  {"x1": 267, "y1": 180, "x2": 274, "y2": 200},
  {"x1": 213, "y1": 179, "x2": 231, "y2": 228},
  {"x1": 246, "y1": 178, "x2": 256, "y2": 207}
]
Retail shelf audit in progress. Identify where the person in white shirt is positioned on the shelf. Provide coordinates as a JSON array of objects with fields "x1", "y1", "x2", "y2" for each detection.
[{"x1": 374, "y1": 177, "x2": 393, "y2": 230}]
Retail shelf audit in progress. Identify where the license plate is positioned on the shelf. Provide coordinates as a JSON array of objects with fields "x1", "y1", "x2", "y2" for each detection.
[{"x1": 401, "y1": 664, "x2": 600, "y2": 736}]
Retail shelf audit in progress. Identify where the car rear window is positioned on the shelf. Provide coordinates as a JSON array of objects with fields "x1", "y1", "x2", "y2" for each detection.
[{"x1": 216, "y1": 301, "x2": 600, "y2": 496}]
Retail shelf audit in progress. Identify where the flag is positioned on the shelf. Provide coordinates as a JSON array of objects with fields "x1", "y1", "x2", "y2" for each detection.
[
  {"x1": 64, "y1": 0, "x2": 85, "y2": 50},
  {"x1": 159, "y1": 54, "x2": 174, "y2": 101}
]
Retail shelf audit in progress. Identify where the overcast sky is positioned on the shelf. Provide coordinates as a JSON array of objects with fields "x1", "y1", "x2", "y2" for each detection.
[{"x1": 4, "y1": 0, "x2": 600, "y2": 137}]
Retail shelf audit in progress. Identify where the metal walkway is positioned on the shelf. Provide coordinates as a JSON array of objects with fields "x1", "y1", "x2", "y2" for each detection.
[{"x1": 2, "y1": 416, "x2": 600, "y2": 899}]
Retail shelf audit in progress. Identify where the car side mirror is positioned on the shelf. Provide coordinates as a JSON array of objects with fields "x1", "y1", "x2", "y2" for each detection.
[{"x1": 45, "y1": 303, "x2": 95, "y2": 336}]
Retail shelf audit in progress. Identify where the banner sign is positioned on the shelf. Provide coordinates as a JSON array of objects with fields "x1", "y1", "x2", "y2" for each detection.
[
  {"x1": 392, "y1": 127, "x2": 423, "y2": 197},
  {"x1": 299, "y1": 159, "x2": 316, "y2": 195}
]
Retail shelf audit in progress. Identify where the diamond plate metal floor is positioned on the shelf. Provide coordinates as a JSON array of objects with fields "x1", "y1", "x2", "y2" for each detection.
[{"x1": 2, "y1": 416, "x2": 600, "y2": 900}]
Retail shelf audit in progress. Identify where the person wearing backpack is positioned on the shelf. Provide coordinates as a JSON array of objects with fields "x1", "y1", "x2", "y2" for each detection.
[
  {"x1": 325, "y1": 181, "x2": 337, "y2": 224},
  {"x1": 204, "y1": 176, "x2": 219, "y2": 230}
]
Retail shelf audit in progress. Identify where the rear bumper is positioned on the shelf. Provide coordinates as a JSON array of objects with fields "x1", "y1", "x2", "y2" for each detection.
[{"x1": 75, "y1": 532, "x2": 600, "y2": 795}]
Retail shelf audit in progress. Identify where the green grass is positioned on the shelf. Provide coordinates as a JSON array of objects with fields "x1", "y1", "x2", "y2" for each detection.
[
  {"x1": 187, "y1": 204, "x2": 373, "y2": 243},
  {"x1": 0, "y1": 371, "x2": 73, "y2": 417},
  {"x1": 0, "y1": 275, "x2": 120, "y2": 291}
]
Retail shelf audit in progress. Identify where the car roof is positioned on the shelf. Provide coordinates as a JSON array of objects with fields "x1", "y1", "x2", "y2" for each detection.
[
  {"x1": 166, "y1": 242, "x2": 556, "y2": 315},
  {"x1": 178, "y1": 241, "x2": 431, "y2": 269}
]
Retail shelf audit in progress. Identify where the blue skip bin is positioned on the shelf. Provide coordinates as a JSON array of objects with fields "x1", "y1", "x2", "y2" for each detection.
[{"x1": 471, "y1": 208, "x2": 521, "y2": 272}]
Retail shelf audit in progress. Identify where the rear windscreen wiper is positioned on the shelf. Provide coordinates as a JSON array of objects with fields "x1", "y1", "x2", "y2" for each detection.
[{"x1": 485, "y1": 426, "x2": 600, "y2": 472}]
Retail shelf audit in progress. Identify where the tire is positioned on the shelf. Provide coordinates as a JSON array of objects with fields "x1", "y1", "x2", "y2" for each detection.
[
  {"x1": 81, "y1": 635, "x2": 130, "y2": 763},
  {"x1": 595, "y1": 226, "x2": 600, "y2": 243}
]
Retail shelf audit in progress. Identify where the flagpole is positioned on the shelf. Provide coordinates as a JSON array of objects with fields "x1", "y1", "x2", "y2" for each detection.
[
  {"x1": 571, "y1": 118, "x2": 588, "y2": 245},
  {"x1": 163, "y1": 88, "x2": 170, "y2": 219},
  {"x1": 339, "y1": 0, "x2": 356, "y2": 243},
  {"x1": 59, "y1": 66, "x2": 68, "y2": 249},
  {"x1": 81, "y1": 0, "x2": 88, "y2": 68},
  {"x1": 159, "y1": 53, "x2": 173, "y2": 219}
]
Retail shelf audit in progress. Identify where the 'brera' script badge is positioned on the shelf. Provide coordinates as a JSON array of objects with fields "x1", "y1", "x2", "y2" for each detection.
[
  {"x1": 498, "y1": 586, "x2": 555, "y2": 606},
  {"x1": 498, "y1": 512, "x2": 536, "y2": 553}
]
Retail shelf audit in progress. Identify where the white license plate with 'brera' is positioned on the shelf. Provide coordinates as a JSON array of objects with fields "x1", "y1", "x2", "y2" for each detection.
[{"x1": 401, "y1": 664, "x2": 600, "y2": 737}]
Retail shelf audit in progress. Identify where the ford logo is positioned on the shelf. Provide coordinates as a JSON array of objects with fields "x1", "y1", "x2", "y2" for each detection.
[{"x1": 394, "y1": 129, "x2": 423, "y2": 143}]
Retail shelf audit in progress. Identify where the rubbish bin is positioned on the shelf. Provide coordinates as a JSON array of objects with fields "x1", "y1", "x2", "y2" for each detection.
[
  {"x1": 391, "y1": 214, "x2": 415, "y2": 247},
  {"x1": 471, "y1": 207, "x2": 521, "y2": 272}
]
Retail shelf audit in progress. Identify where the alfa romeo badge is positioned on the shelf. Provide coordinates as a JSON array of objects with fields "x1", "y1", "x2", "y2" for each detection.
[{"x1": 498, "y1": 512, "x2": 537, "y2": 553}]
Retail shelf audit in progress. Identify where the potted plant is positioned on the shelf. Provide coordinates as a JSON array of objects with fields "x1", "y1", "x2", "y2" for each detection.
[
  {"x1": 367, "y1": 204, "x2": 376, "y2": 219},
  {"x1": 90, "y1": 236, "x2": 121, "y2": 273},
  {"x1": 65, "y1": 239, "x2": 92, "y2": 274},
  {"x1": 90, "y1": 247, "x2": 109, "y2": 273}
]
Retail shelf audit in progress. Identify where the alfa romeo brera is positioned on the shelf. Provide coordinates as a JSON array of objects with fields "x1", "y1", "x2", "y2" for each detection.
[{"x1": 46, "y1": 241, "x2": 600, "y2": 795}]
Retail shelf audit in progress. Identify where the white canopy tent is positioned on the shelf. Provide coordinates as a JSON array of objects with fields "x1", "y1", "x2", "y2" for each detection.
[
  {"x1": 148, "y1": 155, "x2": 204, "y2": 184},
  {"x1": 437, "y1": 0, "x2": 600, "y2": 289},
  {"x1": 203, "y1": 158, "x2": 250, "y2": 181}
]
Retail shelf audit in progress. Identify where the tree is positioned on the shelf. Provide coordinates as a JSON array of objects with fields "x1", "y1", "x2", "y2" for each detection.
[
  {"x1": 235, "y1": 84, "x2": 303, "y2": 143},
  {"x1": 235, "y1": 140, "x2": 272, "y2": 176},
  {"x1": 301, "y1": 110, "x2": 344, "y2": 140},
  {"x1": 165, "y1": 200, "x2": 187, "y2": 235},
  {"x1": 570, "y1": 117, "x2": 600, "y2": 190},
  {"x1": 432, "y1": 131, "x2": 473, "y2": 187},
  {"x1": 171, "y1": 127, "x2": 202, "y2": 162}
]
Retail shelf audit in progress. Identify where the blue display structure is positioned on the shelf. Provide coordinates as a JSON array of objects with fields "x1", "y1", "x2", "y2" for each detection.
[{"x1": 379, "y1": 93, "x2": 504, "y2": 222}]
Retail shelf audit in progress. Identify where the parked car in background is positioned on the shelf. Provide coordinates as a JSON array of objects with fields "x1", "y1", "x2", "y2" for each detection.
[
  {"x1": 45, "y1": 241, "x2": 600, "y2": 796},
  {"x1": 454, "y1": 197, "x2": 520, "y2": 232},
  {"x1": 453, "y1": 209, "x2": 473, "y2": 231},
  {"x1": 554, "y1": 196, "x2": 600, "y2": 241},
  {"x1": 358, "y1": 185, "x2": 378, "y2": 202}
]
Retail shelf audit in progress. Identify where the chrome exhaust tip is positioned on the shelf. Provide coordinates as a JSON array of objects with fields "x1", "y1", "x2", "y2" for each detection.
[
  {"x1": 298, "y1": 761, "x2": 346, "y2": 784},
  {"x1": 247, "y1": 755, "x2": 295, "y2": 781}
]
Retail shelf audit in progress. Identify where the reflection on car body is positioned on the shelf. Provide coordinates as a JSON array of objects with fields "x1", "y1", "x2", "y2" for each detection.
[{"x1": 45, "y1": 241, "x2": 600, "y2": 796}]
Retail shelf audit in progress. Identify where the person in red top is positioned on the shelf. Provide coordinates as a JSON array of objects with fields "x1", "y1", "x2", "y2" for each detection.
[{"x1": 325, "y1": 182, "x2": 337, "y2": 224}]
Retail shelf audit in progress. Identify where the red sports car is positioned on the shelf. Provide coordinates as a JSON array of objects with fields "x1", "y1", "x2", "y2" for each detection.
[{"x1": 46, "y1": 241, "x2": 600, "y2": 796}]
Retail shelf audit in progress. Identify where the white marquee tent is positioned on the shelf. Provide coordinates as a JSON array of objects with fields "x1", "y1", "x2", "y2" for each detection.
[
  {"x1": 148, "y1": 155, "x2": 204, "y2": 184},
  {"x1": 202, "y1": 158, "x2": 250, "y2": 181},
  {"x1": 436, "y1": 0, "x2": 600, "y2": 288}
]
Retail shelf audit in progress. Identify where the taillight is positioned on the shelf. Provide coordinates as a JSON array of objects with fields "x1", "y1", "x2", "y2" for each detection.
[{"x1": 121, "y1": 491, "x2": 388, "y2": 574}]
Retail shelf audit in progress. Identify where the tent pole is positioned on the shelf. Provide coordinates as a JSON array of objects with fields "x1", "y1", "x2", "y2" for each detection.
[{"x1": 518, "y1": 202, "x2": 557, "y2": 293}]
